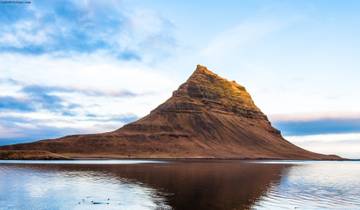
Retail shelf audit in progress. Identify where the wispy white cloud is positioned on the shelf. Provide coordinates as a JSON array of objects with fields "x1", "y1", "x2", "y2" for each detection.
[
  {"x1": 270, "y1": 112, "x2": 360, "y2": 122},
  {"x1": 201, "y1": 19, "x2": 286, "y2": 58},
  {"x1": 0, "y1": 0, "x2": 175, "y2": 62},
  {"x1": 270, "y1": 112, "x2": 360, "y2": 136},
  {"x1": 0, "y1": 52, "x2": 176, "y2": 143},
  {"x1": 0, "y1": 110, "x2": 139, "y2": 145},
  {"x1": 0, "y1": 124, "x2": 25, "y2": 139},
  {"x1": 286, "y1": 133, "x2": 360, "y2": 159}
]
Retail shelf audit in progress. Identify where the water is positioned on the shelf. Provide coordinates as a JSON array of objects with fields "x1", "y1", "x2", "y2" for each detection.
[{"x1": 0, "y1": 160, "x2": 359, "y2": 210}]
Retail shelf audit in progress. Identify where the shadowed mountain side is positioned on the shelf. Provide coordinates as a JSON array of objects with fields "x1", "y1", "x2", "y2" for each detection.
[{"x1": 0, "y1": 65, "x2": 341, "y2": 160}]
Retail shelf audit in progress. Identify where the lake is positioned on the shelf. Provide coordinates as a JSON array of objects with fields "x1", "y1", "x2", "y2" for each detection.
[{"x1": 0, "y1": 160, "x2": 359, "y2": 210}]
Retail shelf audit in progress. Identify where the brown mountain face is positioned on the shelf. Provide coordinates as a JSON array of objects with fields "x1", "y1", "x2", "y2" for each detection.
[{"x1": 0, "y1": 65, "x2": 341, "y2": 159}]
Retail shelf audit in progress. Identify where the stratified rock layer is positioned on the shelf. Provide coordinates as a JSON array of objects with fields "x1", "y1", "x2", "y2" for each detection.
[{"x1": 0, "y1": 65, "x2": 341, "y2": 159}]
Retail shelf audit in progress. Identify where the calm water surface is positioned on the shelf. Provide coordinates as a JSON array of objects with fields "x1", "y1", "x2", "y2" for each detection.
[{"x1": 0, "y1": 160, "x2": 359, "y2": 210}]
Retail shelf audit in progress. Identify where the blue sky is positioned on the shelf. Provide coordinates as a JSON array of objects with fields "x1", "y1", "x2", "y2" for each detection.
[{"x1": 0, "y1": 0, "x2": 360, "y2": 158}]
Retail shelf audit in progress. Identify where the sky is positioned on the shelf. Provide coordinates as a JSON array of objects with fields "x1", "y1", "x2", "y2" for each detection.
[{"x1": 0, "y1": 0, "x2": 360, "y2": 158}]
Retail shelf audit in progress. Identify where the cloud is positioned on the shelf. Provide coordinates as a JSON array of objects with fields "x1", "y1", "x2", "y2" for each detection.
[
  {"x1": 0, "y1": 96, "x2": 35, "y2": 112},
  {"x1": 272, "y1": 113, "x2": 360, "y2": 158},
  {"x1": 271, "y1": 112, "x2": 360, "y2": 122},
  {"x1": 0, "y1": 52, "x2": 175, "y2": 95},
  {"x1": 271, "y1": 113, "x2": 360, "y2": 136},
  {"x1": 0, "y1": 0, "x2": 179, "y2": 144},
  {"x1": 286, "y1": 133, "x2": 360, "y2": 159},
  {"x1": 21, "y1": 83, "x2": 143, "y2": 99},
  {"x1": 0, "y1": 53, "x2": 176, "y2": 112},
  {"x1": 0, "y1": 81, "x2": 85, "y2": 115},
  {"x1": 0, "y1": 0, "x2": 175, "y2": 62},
  {"x1": 201, "y1": 18, "x2": 288, "y2": 59},
  {"x1": 85, "y1": 113, "x2": 138, "y2": 123},
  {"x1": 0, "y1": 53, "x2": 176, "y2": 144},
  {"x1": 274, "y1": 118, "x2": 360, "y2": 136},
  {"x1": 22, "y1": 84, "x2": 78, "y2": 113},
  {"x1": 0, "y1": 113, "x2": 139, "y2": 146}
]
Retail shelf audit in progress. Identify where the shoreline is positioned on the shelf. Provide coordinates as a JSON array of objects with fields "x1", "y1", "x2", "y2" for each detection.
[{"x1": 0, "y1": 157, "x2": 354, "y2": 162}]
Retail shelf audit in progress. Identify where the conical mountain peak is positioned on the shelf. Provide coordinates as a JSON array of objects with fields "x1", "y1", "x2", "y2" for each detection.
[
  {"x1": 187, "y1": 64, "x2": 225, "y2": 83},
  {"x1": 192, "y1": 64, "x2": 218, "y2": 77},
  {"x1": 187, "y1": 65, "x2": 246, "y2": 91},
  {"x1": 0, "y1": 64, "x2": 341, "y2": 160},
  {"x1": 169, "y1": 65, "x2": 262, "y2": 117}
]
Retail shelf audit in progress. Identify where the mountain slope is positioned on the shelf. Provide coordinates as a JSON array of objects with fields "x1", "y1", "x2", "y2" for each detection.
[{"x1": 0, "y1": 65, "x2": 341, "y2": 159}]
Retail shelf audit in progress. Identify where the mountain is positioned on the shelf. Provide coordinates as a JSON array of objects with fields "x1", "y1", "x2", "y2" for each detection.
[{"x1": 0, "y1": 65, "x2": 341, "y2": 160}]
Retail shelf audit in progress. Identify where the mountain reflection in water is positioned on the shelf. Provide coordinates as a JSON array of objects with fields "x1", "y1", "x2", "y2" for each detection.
[{"x1": 0, "y1": 160, "x2": 359, "y2": 210}]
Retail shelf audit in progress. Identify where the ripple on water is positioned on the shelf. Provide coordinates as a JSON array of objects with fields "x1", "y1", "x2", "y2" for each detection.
[
  {"x1": 252, "y1": 161, "x2": 360, "y2": 209},
  {"x1": 0, "y1": 165, "x2": 171, "y2": 210},
  {"x1": 0, "y1": 160, "x2": 359, "y2": 210}
]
